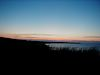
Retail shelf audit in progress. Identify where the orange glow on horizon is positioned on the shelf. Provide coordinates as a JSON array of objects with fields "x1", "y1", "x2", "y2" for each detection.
[{"x1": 0, "y1": 33, "x2": 100, "y2": 41}]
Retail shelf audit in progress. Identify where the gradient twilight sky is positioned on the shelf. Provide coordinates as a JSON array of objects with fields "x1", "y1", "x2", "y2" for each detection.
[{"x1": 0, "y1": 0, "x2": 100, "y2": 41}]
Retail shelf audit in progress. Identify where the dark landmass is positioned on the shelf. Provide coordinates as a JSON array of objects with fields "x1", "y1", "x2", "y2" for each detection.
[
  {"x1": 0, "y1": 37, "x2": 100, "y2": 64},
  {"x1": 42, "y1": 41, "x2": 80, "y2": 44}
]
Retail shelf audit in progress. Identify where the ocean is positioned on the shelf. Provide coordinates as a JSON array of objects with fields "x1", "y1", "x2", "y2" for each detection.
[{"x1": 46, "y1": 42, "x2": 100, "y2": 51}]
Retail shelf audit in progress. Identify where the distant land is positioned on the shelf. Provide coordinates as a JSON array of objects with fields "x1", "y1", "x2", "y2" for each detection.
[
  {"x1": 0, "y1": 33, "x2": 100, "y2": 42},
  {"x1": 0, "y1": 36, "x2": 80, "y2": 44}
]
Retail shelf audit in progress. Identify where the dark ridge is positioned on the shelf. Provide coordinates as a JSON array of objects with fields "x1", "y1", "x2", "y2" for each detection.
[
  {"x1": 0, "y1": 37, "x2": 49, "y2": 60},
  {"x1": 42, "y1": 41, "x2": 80, "y2": 44},
  {"x1": 0, "y1": 37, "x2": 100, "y2": 64}
]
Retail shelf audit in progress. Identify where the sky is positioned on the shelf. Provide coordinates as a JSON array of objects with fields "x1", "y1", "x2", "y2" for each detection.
[{"x1": 0, "y1": 0, "x2": 100, "y2": 41}]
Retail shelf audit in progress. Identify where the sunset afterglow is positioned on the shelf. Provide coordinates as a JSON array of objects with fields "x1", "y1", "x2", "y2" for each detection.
[{"x1": 0, "y1": 0, "x2": 100, "y2": 41}]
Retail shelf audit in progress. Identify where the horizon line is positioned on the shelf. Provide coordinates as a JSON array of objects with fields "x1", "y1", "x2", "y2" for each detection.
[{"x1": 0, "y1": 33, "x2": 100, "y2": 42}]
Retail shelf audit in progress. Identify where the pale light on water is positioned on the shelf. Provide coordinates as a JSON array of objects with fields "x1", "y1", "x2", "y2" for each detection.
[{"x1": 46, "y1": 42, "x2": 100, "y2": 51}]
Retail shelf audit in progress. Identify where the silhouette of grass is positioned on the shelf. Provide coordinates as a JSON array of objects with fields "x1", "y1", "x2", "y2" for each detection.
[{"x1": 0, "y1": 37, "x2": 100, "y2": 63}]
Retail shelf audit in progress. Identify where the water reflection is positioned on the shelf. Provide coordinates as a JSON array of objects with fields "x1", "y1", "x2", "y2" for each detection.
[{"x1": 46, "y1": 42, "x2": 100, "y2": 51}]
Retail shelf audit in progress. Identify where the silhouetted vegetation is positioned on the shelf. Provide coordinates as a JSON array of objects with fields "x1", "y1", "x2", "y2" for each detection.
[{"x1": 0, "y1": 37, "x2": 100, "y2": 63}]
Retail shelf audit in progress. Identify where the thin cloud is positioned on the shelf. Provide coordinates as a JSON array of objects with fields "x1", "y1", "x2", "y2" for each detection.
[
  {"x1": 32, "y1": 34, "x2": 55, "y2": 36},
  {"x1": 15, "y1": 34, "x2": 57, "y2": 36},
  {"x1": 32, "y1": 34, "x2": 60, "y2": 36},
  {"x1": 84, "y1": 36, "x2": 100, "y2": 38}
]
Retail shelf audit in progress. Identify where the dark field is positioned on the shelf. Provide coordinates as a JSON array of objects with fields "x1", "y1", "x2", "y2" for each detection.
[{"x1": 0, "y1": 37, "x2": 100, "y2": 64}]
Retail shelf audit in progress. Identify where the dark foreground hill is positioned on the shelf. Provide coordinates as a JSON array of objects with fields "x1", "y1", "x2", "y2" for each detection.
[
  {"x1": 0, "y1": 37, "x2": 49, "y2": 58},
  {"x1": 0, "y1": 37, "x2": 100, "y2": 64}
]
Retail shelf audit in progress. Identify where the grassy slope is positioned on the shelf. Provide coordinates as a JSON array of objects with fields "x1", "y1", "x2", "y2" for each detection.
[{"x1": 0, "y1": 37, "x2": 100, "y2": 63}]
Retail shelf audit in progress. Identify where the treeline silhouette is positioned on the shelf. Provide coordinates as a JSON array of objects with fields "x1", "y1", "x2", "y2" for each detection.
[{"x1": 0, "y1": 37, "x2": 100, "y2": 63}]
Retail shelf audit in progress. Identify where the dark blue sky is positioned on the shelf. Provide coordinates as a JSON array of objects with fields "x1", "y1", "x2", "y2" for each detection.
[{"x1": 0, "y1": 0, "x2": 100, "y2": 38}]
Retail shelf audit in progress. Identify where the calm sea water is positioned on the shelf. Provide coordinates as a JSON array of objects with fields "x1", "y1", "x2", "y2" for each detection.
[{"x1": 46, "y1": 42, "x2": 100, "y2": 51}]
